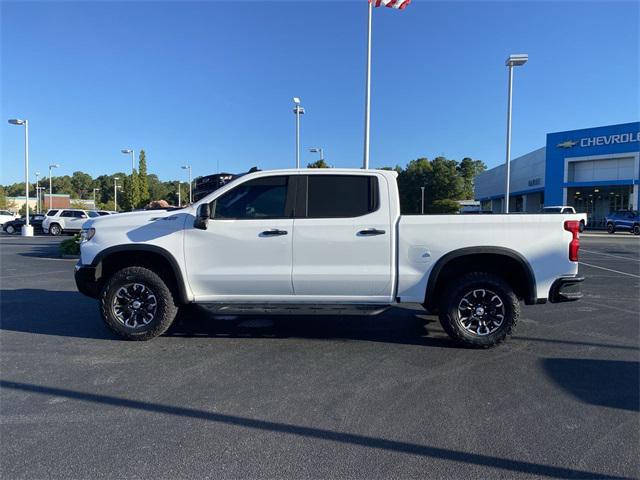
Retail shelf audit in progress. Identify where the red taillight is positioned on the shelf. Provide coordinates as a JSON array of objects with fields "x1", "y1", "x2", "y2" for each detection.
[{"x1": 564, "y1": 220, "x2": 580, "y2": 262}]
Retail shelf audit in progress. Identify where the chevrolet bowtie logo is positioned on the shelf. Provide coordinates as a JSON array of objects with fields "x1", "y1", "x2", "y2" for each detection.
[{"x1": 557, "y1": 140, "x2": 578, "y2": 149}]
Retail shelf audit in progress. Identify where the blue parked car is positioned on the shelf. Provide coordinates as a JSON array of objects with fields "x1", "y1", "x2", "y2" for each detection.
[{"x1": 605, "y1": 210, "x2": 640, "y2": 235}]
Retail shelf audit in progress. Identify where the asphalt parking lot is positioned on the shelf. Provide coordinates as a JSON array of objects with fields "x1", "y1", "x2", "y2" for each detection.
[{"x1": 1, "y1": 233, "x2": 638, "y2": 479}]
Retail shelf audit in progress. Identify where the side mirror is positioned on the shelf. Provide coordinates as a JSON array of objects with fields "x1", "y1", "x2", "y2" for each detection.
[{"x1": 194, "y1": 203, "x2": 210, "y2": 230}]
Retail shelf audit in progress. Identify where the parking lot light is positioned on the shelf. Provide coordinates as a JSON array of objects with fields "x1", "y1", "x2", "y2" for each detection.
[
  {"x1": 121, "y1": 149, "x2": 135, "y2": 174},
  {"x1": 35, "y1": 172, "x2": 41, "y2": 213},
  {"x1": 113, "y1": 177, "x2": 120, "y2": 212},
  {"x1": 504, "y1": 53, "x2": 528, "y2": 214},
  {"x1": 181, "y1": 165, "x2": 192, "y2": 203},
  {"x1": 48, "y1": 163, "x2": 60, "y2": 210},
  {"x1": 8, "y1": 118, "x2": 33, "y2": 236}
]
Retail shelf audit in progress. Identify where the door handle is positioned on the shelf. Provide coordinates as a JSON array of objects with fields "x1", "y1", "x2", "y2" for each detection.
[
  {"x1": 358, "y1": 228, "x2": 386, "y2": 236},
  {"x1": 261, "y1": 229, "x2": 288, "y2": 236}
]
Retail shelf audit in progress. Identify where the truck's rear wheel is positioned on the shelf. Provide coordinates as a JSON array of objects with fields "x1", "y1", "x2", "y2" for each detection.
[
  {"x1": 99, "y1": 266, "x2": 178, "y2": 340},
  {"x1": 49, "y1": 223, "x2": 62, "y2": 236},
  {"x1": 438, "y1": 272, "x2": 519, "y2": 348}
]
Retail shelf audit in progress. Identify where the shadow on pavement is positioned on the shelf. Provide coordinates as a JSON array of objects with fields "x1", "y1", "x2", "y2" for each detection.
[
  {"x1": 1, "y1": 289, "x2": 455, "y2": 348},
  {"x1": 0, "y1": 380, "x2": 628, "y2": 479},
  {"x1": 542, "y1": 358, "x2": 639, "y2": 411},
  {"x1": 0, "y1": 289, "x2": 115, "y2": 340},
  {"x1": 168, "y1": 305, "x2": 457, "y2": 348}
]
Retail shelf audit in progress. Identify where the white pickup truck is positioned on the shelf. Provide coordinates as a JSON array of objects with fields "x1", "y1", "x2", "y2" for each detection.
[{"x1": 75, "y1": 169, "x2": 585, "y2": 347}]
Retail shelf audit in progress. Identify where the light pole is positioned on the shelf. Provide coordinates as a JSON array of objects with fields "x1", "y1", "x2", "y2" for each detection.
[
  {"x1": 8, "y1": 119, "x2": 33, "y2": 236},
  {"x1": 113, "y1": 177, "x2": 120, "y2": 212},
  {"x1": 420, "y1": 186, "x2": 425, "y2": 215},
  {"x1": 177, "y1": 181, "x2": 181, "y2": 207},
  {"x1": 48, "y1": 163, "x2": 60, "y2": 210},
  {"x1": 293, "y1": 97, "x2": 305, "y2": 168},
  {"x1": 504, "y1": 53, "x2": 528, "y2": 214},
  {"x1": 309, "y1": 147, "x2": 324, "y2": 163},
  {"x1": 93, "y1": 188, "x2": 100, "y2": 209},
  {"x1": 182, "y1": 165, "x2": 192, "y2": 203},
  {"x1": 35, "y1": 172, "x2": 40, "y2": 214},
  {"x1": 121, "y1": 149, "x2": 135, "y2": 174},
  {"x1": 36, "y1": 187, "x2": 45, "y2": 212}
]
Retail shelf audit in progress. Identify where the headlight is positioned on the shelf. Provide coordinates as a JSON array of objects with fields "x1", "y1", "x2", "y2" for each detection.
[{"x1": 80, "y1": 228, "x2": 95, "y2": 242}]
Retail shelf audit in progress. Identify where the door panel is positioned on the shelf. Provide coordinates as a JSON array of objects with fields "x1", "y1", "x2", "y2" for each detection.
[
  {"x1": 292, "y1": 174, "x2": 393, "y2": 299},
  {"x1": 183, "y1": 175, "x2": 296, "y2": 300},
  {"x1": 185, "y1": 219, "x2": 294, "y2": 298}
]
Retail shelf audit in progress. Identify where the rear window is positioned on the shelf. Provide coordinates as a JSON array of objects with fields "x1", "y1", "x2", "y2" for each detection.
[
  {"x1": 47, "y1": 210, "x2": 59, "y2": 216},
  {"x1": 305, "y1": 175, "x2": 379, "y2": 218},
  {"x1": 88, "y1": 211, "x2": 100, "y2": 218},
  {"x1": 543, "y1": 207, "x2": 562, "y2": 213}
]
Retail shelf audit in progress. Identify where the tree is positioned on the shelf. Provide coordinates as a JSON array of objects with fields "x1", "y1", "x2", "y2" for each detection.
[
  {"x1": 396, "y1": 156, "x2": 464, "y2": 214},
  {"x1": 458, "y1": 157, "x2": 486, "y2": 199},
  {"x1": 19, "y1": 204, "x2": 34, "y2": 216},
  {"x1": 70, "y1": 171, "x2": 94, "y2": 199},
  {"x1": 0, "y1": 186, "x2": 9, "y2": 209},
  {"x1": 147, "y1": 174, "x2": 170, "y2": 202},
  {"x1": 431, "y1": 199, "x2": 461, "y2": 214},
  {"x1": 307, "y1": 159, "x2": 330, "y2": 168},
  {"x1": 122, "y1": 171, "x2": 141, "y2": 211},
  {"x1": 138, "y1": 149, "x2": 150, "y2": 206}
]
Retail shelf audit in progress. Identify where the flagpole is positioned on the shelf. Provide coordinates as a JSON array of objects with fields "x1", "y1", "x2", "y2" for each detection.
[{"x1": 362, "y1": 1, "x2": 373, "y2": 170}]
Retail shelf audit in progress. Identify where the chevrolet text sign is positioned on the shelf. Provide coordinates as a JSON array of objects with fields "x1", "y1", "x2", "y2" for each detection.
[{"x1": 557, "y1": 131, "x2": 640, "y2": 149}]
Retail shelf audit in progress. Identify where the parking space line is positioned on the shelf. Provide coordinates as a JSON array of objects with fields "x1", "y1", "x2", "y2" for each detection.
[
  {"x1": 579, "y1": 262, "x2": 640, "y2": 278},
  {"x1": 581, "y1": 249, "x2": 640, "y2": 262}
]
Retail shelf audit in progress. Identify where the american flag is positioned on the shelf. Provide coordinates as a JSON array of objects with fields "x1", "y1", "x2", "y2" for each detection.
[{"x1": 370, "y1": 0, "x2": 412, "y2": 10}]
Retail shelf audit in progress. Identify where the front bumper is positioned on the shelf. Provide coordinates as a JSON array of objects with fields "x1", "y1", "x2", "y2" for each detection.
[
  {"x1": 74, "y1": 262, "x2": 101, "y2": 298},
  {"x1": 549, "y1": 275, "x2": 584, "y2": 303}
]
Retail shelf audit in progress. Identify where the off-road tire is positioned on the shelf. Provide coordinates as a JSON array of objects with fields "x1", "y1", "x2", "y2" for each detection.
[
  {"x1": 49, "y1": 223, "x2": 62, "y2": 236},
  {"x1": 100, "y1": 266, "x2": 178, "y2": 340},
  {"x1": 438, "y1": 272, "x2": 519, "y2": 348}
]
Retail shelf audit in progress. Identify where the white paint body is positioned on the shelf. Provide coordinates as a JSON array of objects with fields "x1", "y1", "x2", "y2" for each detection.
[{"x1": 80, "y1": 169, "x2": 585, "y2": 305}]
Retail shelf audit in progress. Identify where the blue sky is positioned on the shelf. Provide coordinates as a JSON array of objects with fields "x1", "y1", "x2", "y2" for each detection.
[{"x1": 1, "y1": 0, "x2": 638, "y2": 184}]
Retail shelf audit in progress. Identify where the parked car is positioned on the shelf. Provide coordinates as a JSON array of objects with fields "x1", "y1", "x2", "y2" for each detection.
[
  {"x1": 540, "y1": 206, "x2": 585, "y2": 231},
  {"x1": 2, "y1": 214, "x2": 46, "y2": 234},
  {"x1": 42, "y1": 209, "x2": 90, "y2": 235},
  {"x1": 605, "y1": 210, "x2": 640, "y2": 235},
  {"x1": 0, "y1": 210, "x2": 18, "y2": 226},
  {"x1": 75, "y1": 168, "x2": 586, "y2": 348}
]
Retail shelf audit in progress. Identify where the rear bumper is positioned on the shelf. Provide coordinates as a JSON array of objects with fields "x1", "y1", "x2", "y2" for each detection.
[
  {"x1": 549, "y1": 275, "x2": 584, "y2": 303},
  {"x1": 74, "y1": 262, "x2": 100, "y2": 298}
]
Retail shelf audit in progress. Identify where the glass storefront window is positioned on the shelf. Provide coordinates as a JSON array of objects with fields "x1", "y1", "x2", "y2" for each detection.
[{"x1": 567, "y1": 185, "x2": 633, "y2": 228}]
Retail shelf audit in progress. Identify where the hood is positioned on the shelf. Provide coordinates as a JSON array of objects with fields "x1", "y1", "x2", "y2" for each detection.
[{"x1": 83, "y1": 207, "x2": 193, "y2": 230}]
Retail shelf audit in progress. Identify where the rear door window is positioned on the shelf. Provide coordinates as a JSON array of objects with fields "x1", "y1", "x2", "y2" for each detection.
[
  {"x1": 60, "y1": 211, "x2": 74, "y2": 217},
  {"x1": 47, "y1": 210, "x2": 59, "y2": 216},
  {"x1": 303, "y1": 175, "x2": 379, "y2": 218}
]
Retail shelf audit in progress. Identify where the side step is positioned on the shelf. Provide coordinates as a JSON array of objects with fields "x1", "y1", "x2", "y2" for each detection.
[{"x1": 199, "y1": 303, "x2": 391, "y2": 316}]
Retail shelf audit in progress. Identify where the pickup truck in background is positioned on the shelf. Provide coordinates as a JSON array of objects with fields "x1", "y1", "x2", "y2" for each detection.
[{"x1": 75, "y1": 169, "x2": 586, "y2": 348}]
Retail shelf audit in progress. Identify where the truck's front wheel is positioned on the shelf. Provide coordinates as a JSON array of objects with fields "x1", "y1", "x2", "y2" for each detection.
[
  {"x1": 99, "y1": 266, "x2": 178, "y2": 340},
  {"x1": 438, "y1": 272, "x2": 519, "y2": 348}
]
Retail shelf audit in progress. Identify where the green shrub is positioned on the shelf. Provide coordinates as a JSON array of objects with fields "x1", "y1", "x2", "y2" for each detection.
[{"x1": 59, "y1": 235, "x2": 80, "y2": 256}]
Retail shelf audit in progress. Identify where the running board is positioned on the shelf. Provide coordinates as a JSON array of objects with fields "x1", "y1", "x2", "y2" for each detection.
[{"x1": 199, "y1": 303, "x2": 391, "y2": 316}]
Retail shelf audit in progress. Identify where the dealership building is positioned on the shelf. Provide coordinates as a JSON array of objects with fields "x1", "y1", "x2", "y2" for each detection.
[{"x1": 474, "y1": 122, "x2": 640, "y2": 227}]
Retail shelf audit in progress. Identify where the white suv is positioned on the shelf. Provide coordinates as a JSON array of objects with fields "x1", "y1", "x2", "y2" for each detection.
[
  {"x1": 42, "y1": 209, "x2": 90, "y2": 235},
  {"x1": 0, "y1": 210, "x2": 18, "y2": 226}
]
